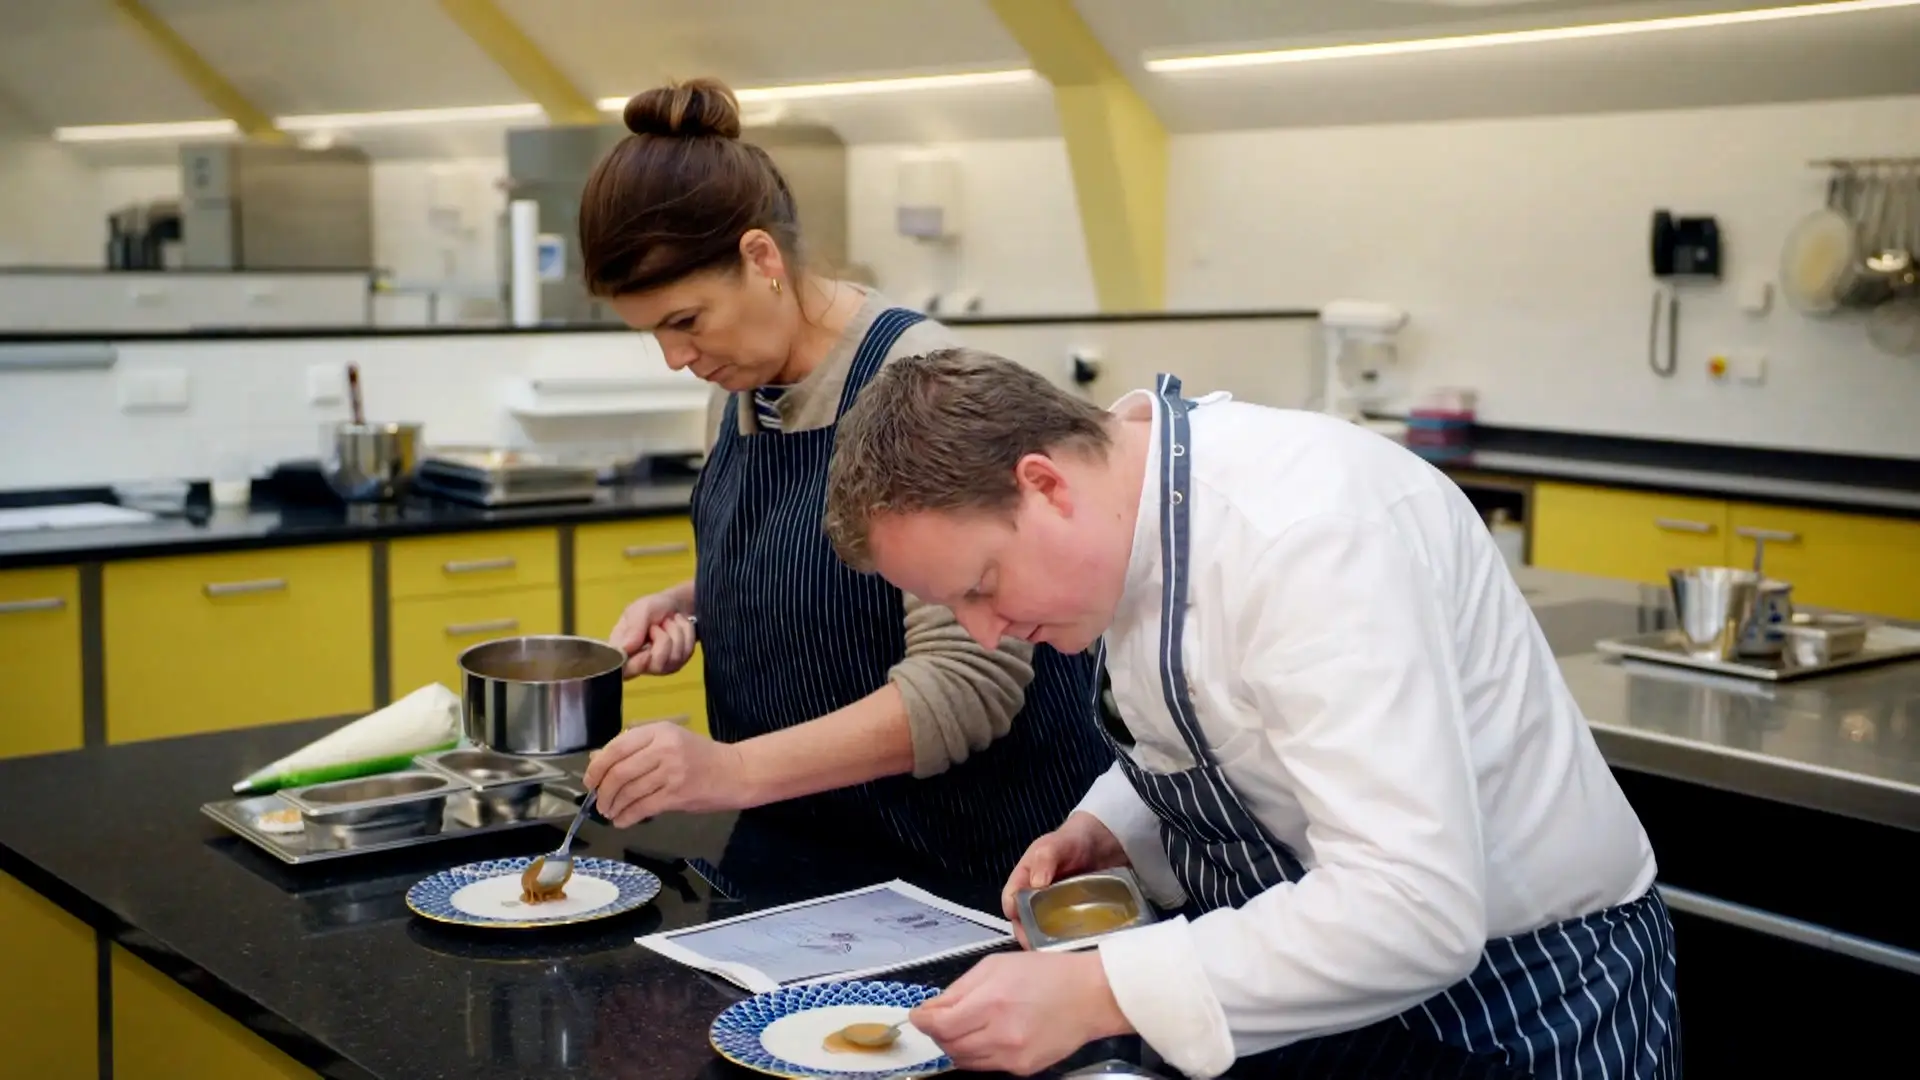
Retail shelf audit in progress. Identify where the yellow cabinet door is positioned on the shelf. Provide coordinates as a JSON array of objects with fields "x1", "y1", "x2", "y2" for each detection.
[
  {"x1": 574, "y1": 516, "x2": 696, "y2": 585},
  {"x1": 389, "y1": 587, "x2": 562, "y2": 697},
  {"x1": 574, "y1": 575, "x2": 705, "y2": 721},
  {"x1": 0, "y1": 872, "x2": 96, "y2": 1080},
  {"x1": 1729, "y1": 503, "x2": 1920, "y2": 620},
  {"x1": 1531, "y1": 482, "x2": 1732, "y2": 585},
  {"x1": 0, "y1": 566, "x2": 84, "y2": 759},
  {"x1": 112, "y1": 945, "x2": 317, "y2": 1080},
  {"x1": 625, "y1": 683, "x2": 709, "y2": 738},
  {"x1": 389, "y1": 527, "x2": 560, "y2": 601},
  {"x1": 104, "y1": 544, "x2": 374, "y2": 745}
]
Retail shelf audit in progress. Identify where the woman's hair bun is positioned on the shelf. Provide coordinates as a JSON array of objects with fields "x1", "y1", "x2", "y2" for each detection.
[{"x1": 623, "y1": 77, "x2": 743, "y2": 139}]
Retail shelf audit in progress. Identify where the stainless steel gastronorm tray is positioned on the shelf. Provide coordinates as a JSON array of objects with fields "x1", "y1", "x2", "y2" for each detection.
[
  {"x1": 202, "y1": 788, "x2": 579, "y2": 865},
  {"x1": 1596, "y1": 624, "x2": 1920, "y2": 682},
  {"x1": 1014, "y1": 867, "x2": 1159, "y2": 952}
]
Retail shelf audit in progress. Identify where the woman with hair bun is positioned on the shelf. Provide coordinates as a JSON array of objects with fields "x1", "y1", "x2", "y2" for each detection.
[{"x1": 575, "y1": 78, "x2": 1110, "y2": 890}]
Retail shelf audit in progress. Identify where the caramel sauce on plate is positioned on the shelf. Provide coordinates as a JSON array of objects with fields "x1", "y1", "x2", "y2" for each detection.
[
  {"x1": 822, "y1": 1030, "x2": 889, "y2": 1055},
  {"x1": 518, "y1": 859, "x2": 569, "y2": 905}
]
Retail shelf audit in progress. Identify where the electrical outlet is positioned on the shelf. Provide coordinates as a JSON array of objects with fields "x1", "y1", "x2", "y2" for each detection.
[
  {"x1": 1707, "y1": 352, "x2": 1766, "y2": 386},
  {"x1": 306, "y1": 364, "x2": 344, "y2": 405},
  {"x1": 117, "y1": 368, "x2": 190, "y2": 413}
]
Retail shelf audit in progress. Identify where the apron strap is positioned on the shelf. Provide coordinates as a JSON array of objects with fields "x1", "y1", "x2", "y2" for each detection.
[
  {"x1": 1151, "y1": 372, "x2": 1217, "y2": 767},
  {"x1": 832, "y1": 307, "x2": 926, "y2": 417}
]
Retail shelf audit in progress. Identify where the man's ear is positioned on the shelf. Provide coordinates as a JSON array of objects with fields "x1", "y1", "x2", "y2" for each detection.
[{"x1": 1013, "y1": 453, "x2": 1073, "y2": 514}]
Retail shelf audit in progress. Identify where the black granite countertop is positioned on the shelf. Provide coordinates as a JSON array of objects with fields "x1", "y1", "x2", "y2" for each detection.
[
  {"x1": 0, "y1": 308, "x2": 1319, "y2": 345},
  {"x1": 0, "y1": 720, "x2": 1525, "y2": 1080},
  {"x1": 4, "y1": 420, "x2": 1911, "y2": 573},
  {"x1": 0, "y1": 483, "x2": 698, "y2": 569}
]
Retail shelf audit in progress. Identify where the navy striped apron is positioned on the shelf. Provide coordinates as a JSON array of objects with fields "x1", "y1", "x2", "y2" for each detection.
[
  {"x1": 688, "y1": 308, "x2": 1113, "y2": 889},
  {"x1": 1094, "y1": 373, "x2": 1681, "y2": 1079}
]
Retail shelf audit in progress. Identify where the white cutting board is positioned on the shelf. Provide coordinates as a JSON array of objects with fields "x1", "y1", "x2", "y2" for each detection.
[{"x1": 0, "y1": 503, "x2": 158, "y2": 533}]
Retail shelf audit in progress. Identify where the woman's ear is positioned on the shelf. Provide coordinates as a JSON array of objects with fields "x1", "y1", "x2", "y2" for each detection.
[{"x1": 738, "y1": 229, "x2": 789, "y2": 285}]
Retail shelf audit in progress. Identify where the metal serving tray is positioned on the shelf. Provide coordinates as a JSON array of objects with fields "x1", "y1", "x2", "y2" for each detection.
[
  {"x1": 1596, "y1": 623, "x2": 1920, "y2": 682},
  {"x1": 1013, "y1": 868, "x2": 1159, "y2": 952},
  {"x1": 202, "y1": 787, "x2": 579, "y2": 866},
  {"x1": 415, "y1": 446, "x2": 600, "y2": 507}
]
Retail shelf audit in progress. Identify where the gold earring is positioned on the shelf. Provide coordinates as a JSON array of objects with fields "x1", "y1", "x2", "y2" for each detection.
[{"x1": 771, "y1": 278, "x2": 782, "y2": 296}]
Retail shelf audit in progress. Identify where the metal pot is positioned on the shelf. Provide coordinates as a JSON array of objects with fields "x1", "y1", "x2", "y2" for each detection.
[
  {"x1": 458, "y1": 635, "x2": 625, "y2": 756},
  {"x1": 323, "y1": 420, "x2": 422, "y2": 503}
]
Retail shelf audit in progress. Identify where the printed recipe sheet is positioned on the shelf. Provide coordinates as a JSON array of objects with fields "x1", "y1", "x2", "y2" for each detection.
[{"x1": 636, "y1": 880, "x2": 1012, "y2": 992}]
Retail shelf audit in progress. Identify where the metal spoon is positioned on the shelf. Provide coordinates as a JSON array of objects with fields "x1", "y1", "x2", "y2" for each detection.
[
  {"x1": 527, "y1": 791, "x2": 596, "y2": 891},
  {"x1": 835, "y1": 1020, "x2": 908, "y2": 1049}
]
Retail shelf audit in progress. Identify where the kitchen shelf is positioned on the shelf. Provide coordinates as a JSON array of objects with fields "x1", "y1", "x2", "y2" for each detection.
[{"x1": 504, "y1": 376, "x2": 708, "y2": 419}]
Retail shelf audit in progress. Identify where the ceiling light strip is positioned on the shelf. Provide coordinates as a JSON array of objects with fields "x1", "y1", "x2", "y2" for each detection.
[
  {"x1": 52, "y1": 119, "x2": 240, "y2": 142},
  {"x1": 1144, "y1": 0, "x2": 1920, "y2": 72},
  {"x1": 51, "y1": 68, "x2": 1039, "y2": 143}
]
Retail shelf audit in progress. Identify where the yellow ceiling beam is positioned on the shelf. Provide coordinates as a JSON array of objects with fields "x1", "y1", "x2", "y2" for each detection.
[
  {"x1": 987, "y1": 0, "x2": 1166, "y2": 312},
  {"x1": 108, "y1": 0, "x2": 285, "y2": 142},
  {"x1": 436, "y1": 0, "x2": 600, "y2": 125}
]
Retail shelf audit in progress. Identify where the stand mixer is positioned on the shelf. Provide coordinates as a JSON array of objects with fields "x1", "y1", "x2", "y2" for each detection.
[{"x1": 1317, "y1": 300, "x2": 1410, "y2": 422}]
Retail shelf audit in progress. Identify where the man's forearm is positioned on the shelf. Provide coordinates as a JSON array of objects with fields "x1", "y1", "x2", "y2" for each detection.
[{"x1": 733, "y1": 684, "x2": 917, "y2": 805}]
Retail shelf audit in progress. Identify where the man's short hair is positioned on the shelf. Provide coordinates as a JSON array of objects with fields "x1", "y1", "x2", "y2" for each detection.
[{"x1": 825, "y1": 347, "x2": 1113, "y2": 570}]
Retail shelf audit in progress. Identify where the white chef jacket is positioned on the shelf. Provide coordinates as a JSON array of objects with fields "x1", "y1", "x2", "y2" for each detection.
[{"x1": 1077, "y1": 389, "x2": 1658, "y2": 1079}]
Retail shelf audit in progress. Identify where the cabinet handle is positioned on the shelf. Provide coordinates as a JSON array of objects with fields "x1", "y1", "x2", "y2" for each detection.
[
  {"x1": 1736, "y1": 526, "x2": 1800, "y2": 544},
  {"x1": 0, "y1": 597, "x2": 65, "y2": 615},
  {"x1": 623, "y1": 542, "x2": 691, "y2": 558},
  {"x1": 203, "y1": 578, "x2": 288, "y2": 597},
  {"x1": 1653, "y1": 518, "x2": 1715, "y2": 534},
  {"x1": 445, "y1": 618, "x2": 519, "y2": 637},
  {"x1": 443, "y1": 557, "x2": 516, "y2": 574}
]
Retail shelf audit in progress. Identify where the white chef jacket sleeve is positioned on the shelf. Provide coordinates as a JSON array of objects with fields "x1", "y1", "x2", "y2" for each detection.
[
  {"x1": 1073, "y1": 762, "x2": 1188, "y2": 908},
  {"x1": 1096, "y1": 511, "x2": 1488, "y2": 1078}
]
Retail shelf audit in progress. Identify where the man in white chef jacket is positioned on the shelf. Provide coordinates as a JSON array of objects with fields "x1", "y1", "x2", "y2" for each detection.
[{"x1": 822, "y1": 348, "x2": 1679, "y2": 1080}]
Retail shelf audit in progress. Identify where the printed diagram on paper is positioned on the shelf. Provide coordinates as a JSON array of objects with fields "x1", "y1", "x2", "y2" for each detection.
[{"x1": 641, "y1": 881, "x2": 1009, "y2": 988}]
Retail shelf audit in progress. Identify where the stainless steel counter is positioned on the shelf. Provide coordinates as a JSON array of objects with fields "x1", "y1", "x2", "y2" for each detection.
[{"x1": 1519, "y1": 567, "x2": 1920, "y2": 832}]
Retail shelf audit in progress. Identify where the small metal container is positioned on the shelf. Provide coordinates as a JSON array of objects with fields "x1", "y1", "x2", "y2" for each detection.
[
  {"x1": 1735, "y1": 579, "x2": 1795, "y2": 657},
  {"x1": 278, "y1": 770, "x2": 457, "y2": 848},
  {"x1": 1784, "y1": 612, "x2": 1871, "y2": 666},
  {"x1": 458, "y1": 635, "x2": 626, "y2": 756},
  {"x1": 1063, "y1": 1063, "x2": 1166, "y2": 1078},
  {"x1": 323, "y1": 420, "x2": 422, "y2": 503},
  {"x1": 1014, "y1": 868, "x2": 1159, "y2": 952},
  {"x1": 414, "y1": 747, "x2": 567, "y2": 825},
  {"x1": 1668, "y1": 566, "x2": 1762, "y2": 660}
]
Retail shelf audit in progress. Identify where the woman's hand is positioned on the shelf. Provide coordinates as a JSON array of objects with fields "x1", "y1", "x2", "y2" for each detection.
[
  {"x1": 583, "y1": 722, "x2": 755, "y2": 826},
  {"x1": 610, "y1": 588, "x2": 696, "y2": 679},
  {"x1": 1001, "y1": 812, "x2": 1131, "y2": 946}
]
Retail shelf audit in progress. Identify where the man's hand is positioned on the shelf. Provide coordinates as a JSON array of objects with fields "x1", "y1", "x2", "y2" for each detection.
[
  {"x1": 909, "y1": 952, "x2": 1133, "y2": 1075},
  {"x1": 1002, "y1": 812, "x2": 1131, "y2": 945}
]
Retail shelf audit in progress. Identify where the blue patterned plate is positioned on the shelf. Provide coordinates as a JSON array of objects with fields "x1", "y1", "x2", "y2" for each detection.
[
  {"x1": 710, "y1": 980, "x2": 951, "y2": 1079},
  {"x1": 406, "y1": 856, "x2": 661, "y2": 929}
]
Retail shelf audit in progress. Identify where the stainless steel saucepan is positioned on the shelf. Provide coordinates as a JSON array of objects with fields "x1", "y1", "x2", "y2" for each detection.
[{"x1": 458, "y1": 635, "x2": 626, "y2": 756}]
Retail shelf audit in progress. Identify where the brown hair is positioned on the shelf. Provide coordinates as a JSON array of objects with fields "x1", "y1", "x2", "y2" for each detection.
[
  {"x1": 824, "y1": 348, "x2": 1114, "y2": 571},
  {"x1": 578, "y1": 77, "x2": 803, "y2": 298}
]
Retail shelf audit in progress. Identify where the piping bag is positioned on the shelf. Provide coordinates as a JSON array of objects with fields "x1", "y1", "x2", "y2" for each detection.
[{"x1": 230, "y1": 683, "x2": 463, "y2": 795}]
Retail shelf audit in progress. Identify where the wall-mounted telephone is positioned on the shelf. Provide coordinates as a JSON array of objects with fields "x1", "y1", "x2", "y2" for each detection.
[
  {"x1": 1650, "y1": 210, "x2": 1722, "y2": 279},
  {"x1": 1646, "y1": 210, "x2": 1722, "y2": 380}
]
